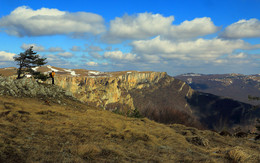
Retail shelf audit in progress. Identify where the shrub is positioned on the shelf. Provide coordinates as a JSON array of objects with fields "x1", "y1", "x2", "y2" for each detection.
[
  {"x1": 141, "y1": 104, "x2": 205, "y2": 129},
  {"x1": 32, "y1": 71, "x2": 49, "y2": 81}
]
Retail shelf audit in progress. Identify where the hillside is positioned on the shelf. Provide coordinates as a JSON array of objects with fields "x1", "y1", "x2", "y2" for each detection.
[
  {"x1": 1, "y1": 95, "x2": 260, "y2": 162},
  {"x1": 1, "y1": 66, "x2": 260, "y2": 132},
  {"x1": 175, "y1": 73, "x2": 260, "y2": 105}
]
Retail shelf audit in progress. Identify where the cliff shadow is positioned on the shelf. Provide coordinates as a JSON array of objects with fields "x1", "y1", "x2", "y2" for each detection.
[{"x1": 186, "y1": 92, "x2": 260, "y2": 132}]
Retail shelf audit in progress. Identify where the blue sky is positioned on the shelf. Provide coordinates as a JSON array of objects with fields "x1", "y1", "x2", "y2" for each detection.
[{"x1": 0, "y1": 0, "x2": 259, "y2": 75}]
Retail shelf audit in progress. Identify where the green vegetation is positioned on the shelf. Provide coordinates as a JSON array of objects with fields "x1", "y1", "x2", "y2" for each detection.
[
  {"x1": 248, "y1": 95, "x2": 260, "y2": 101},
  {"x1": 113, "y1": 108, "x2": 143, "y2": 118},
  {"x1": 13, "y1": 46, "x2": 47, "y2": 79},
  {"x1": 32, "y1": 71, "x2": 49, "y2": 81}
]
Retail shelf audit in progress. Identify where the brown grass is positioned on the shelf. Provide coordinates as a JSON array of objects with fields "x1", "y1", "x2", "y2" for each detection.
[
  {"x1": 0, "y1": 95, "x2": 259, "y2": 162},
  {"x1": 227, "y1": 147, "x2": 249, "y2": 162}
]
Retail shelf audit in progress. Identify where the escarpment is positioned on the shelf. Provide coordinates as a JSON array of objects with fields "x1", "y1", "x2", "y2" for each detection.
[
  {"x1": 50, "y1": 71, "x2": 170, "y2": 110},
  {"x1": 51, "y1": 71, "x2": 259, "y2": 131}
]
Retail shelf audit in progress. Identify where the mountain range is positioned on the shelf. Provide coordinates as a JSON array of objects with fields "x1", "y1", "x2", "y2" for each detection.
[{"x1": 176, "y1": 73, "x2": 260, "y2": 105}]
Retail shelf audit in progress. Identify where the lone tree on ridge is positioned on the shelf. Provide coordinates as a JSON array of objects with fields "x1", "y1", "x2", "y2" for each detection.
[{"x1": 14, "y1": 46, "x2": 47, "y2": 79}]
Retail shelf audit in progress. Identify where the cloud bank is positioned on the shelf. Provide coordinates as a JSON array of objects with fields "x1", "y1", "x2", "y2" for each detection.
[
  {"x1": 0, "y1": 6, "x2": 105, "y2": 37},
  {"x1": 103, "y1": 13, "x2": 219, "y2": 43},
  {"x1": 132, "y1": 36, "x2": 257, "y2": 63}
]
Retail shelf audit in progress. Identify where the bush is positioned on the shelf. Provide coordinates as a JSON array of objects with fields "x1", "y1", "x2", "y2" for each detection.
[
  {"x1": 128, "y1": 108, "x2": 143, "y2": 118},
  {"x1": 32, "y1": 71, "x2": 49, "y2": 81},
  {"x1": 113, "y1": 108, "x2": 143, "y2": 118},
  {"x1": 141, "y1": 104, "x2": 205, "y2": 129}
]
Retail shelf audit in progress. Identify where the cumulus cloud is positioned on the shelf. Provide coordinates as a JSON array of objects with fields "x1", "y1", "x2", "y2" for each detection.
[
  {"x1": 86, "y1": 61, "x2": 98, "y2": 66},
  {"x1": 21, "y1": 43, "x2": 65, "y2": 52},
  {"x1": 57, "y1": 52, "x2": 74, "y2": 58},
  {"x1": 166, "y1": 17, "x2": 219, "y2": 39},
  {"x1": 48, "y1": 47, "x2": 64, "y2": 52},
  {"x1": 70, "y1": 46, "x2": 81, "y2": 52},
  {"x1": 132, "y1": 36, "x2": 258, "y2": 62},
  {"x1": 103, "y1": 13, "x2": 173, "y2": 42},
  {"x1": 103, "y1": 13, "x2": 218, "y2": 43},
  {"x1": 228, "y1": 52, "x2": 247, "y2": 59},
  {"x1": 0, "y1": 6, "x2": 105, "y2": 37},
  {"x1": 89, "y1": 52, "x2": 103, "y2": 59},
  {"x1": 21, "y1": 43, "x2": 45, "y2": 51},
  {"x1": 220, "y1": 19, "x2": 260, "y2": 39},
  {"x1": 104, "y1": 51, "x2": 139, "y2": 61},
  {"x1": 0, "y1": 51, "x2": 16, "y2": 61},
  {"x1": 85, "y1": 45, "x2": 103, "y2": 52}
]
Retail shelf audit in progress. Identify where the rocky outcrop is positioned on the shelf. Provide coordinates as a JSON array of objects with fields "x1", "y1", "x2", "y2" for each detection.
[{"x1": 0, "y1": 76, "x2": 74, "y2": 99}]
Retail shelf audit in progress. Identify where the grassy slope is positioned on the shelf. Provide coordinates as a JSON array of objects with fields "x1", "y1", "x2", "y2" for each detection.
[{"x1": 0, "y1": 95, "x2": 259, "y2": 162}]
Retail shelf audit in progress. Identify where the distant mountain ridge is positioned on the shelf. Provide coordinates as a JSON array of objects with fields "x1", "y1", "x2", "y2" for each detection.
[{"x1": 176, "y1": 73, "x2": 260, "y2": 105}]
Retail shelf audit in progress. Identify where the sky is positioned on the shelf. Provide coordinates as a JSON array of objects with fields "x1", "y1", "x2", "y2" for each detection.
[{"x1": 0, "y1": 0, "x2": 259, "y2": 76}]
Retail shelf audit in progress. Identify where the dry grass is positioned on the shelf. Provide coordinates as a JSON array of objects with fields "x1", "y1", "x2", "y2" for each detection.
[
  {"x1": 0, "y1": 95, "x2": 259, "y2": 162},
  {"x1": 0, "y1": 68, "x2": 17, "y2": 76},
  {"x1": 226, "y1": 147, "x2": 250, "y2": 162}
]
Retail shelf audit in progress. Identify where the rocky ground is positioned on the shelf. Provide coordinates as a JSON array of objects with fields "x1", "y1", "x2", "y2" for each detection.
[{"x1": 0, "y1": 76, "x2": 74, "y2": 103}]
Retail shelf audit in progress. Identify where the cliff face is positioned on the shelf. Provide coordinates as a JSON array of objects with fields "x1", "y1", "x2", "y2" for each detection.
[
  {"x1": 1, "y1": 66, "x2": 259, "y2": 131},
  {"x1": 50, "y1": 71, "x2": 168, "y2": 110}
]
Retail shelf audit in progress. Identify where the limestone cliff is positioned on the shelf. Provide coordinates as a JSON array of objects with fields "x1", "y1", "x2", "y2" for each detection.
[{"x1": 49, "y1": 71, "x2": 169, "y2": 110}]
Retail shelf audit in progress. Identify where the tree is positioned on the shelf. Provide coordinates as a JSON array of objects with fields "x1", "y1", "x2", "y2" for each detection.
[{"x1": 13, "y1": 46, "x2": 47, "y2": 79}]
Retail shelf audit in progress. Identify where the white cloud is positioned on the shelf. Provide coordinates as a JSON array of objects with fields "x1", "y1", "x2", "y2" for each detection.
[
  {"x1": 70, "y1": 46, "x2": 81, "y2": 52},
  {"x1": 104, "y1": 13, "x2": 173, "y2": 42},
  {"x1": 228, "y1": 52, "x2": 247, "y2": 59},
  {"x1": 57, "y1": 52, "x2": 74, "y2": 58},
  {"x1": 21, "y1": 43, "x2": 65, "y2": 52},
  {"x1": 104, "y1": 51, "x2": 138, "y2": 61},
  {"x1": 86, "y1": 61, "x2": 98, "y2": 66},
  {"x1": 132, "y1": 36, "x2": 258, "y2": 62},
  {"x1": 89, "y1": 52, "x2": 103, "y2": 59},
  {"x1": 220, "y1": 19, "x2": 260, "y2": 39},
  {"x1": 0, "y1": 6, "x2": 105, "y2": 37},
  {"x1": 0, "y1": 51, "x2": 16, "y2": 61},
  {"x1": 103, "y1": 13, "x2": 218, "y2": 43},
  {"x1": 21, "y1": 43, "x2": 45, "y2": 52},
  {"x1": 166, "y1": 17, "x2": 219, "y2": 39},
  {"x1": 85, "y1": 45, "x2": 103, "y2": 52},
  {"x1": 102, "y1": 62, "x2": 109, "y2": 65},
  {"x1": 213, "y1": 59, "x2": 228, "y2": 64},
  {"x1": 48, "y1": 47, "x2": 64, "y2": 52}
]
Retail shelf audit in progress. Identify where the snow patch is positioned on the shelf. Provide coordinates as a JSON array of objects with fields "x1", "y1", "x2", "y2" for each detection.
[
  {"x1": 64, "y1": 69, "x2": 77, "y2": 76},
  {"x1": 127, "y1": 72, "x2": 132, "y2": 74},
  {"x1": 32, "y1": 66, "x2": 39, "y2": 71},
  {"x1": 47, "y1": 65, "x2": 59, "y2": 72},
  {"x1": 88, "y1": 71, "x2": 101, "y2": 75},
  {"x1": 183, "y1": 73, "x2": 201, "y2": 77}
]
